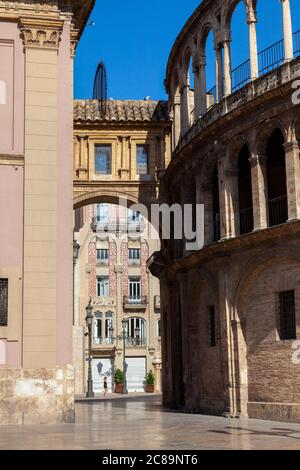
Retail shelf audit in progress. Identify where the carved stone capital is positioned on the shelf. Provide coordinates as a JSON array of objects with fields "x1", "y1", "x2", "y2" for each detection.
[
  {"x1": 19, "y1": 18, "x2": 63, "y2": 49},
  {"x1": 249, "y1": 154, "x2": 267, "y2": 168},
  {"x1": 70, "y1": 29, "x2": 79, "y2": 57}
]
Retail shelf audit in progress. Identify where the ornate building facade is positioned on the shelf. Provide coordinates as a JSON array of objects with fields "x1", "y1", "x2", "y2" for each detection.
[
  {"x1": 0, "y1": 0, "x2": 95, "y2": 424},
  {"x1": 73, "y1": 99, "x2": 171, "y2": 396},
  {"x1": 149, "y1": 0, "x2": 300, "y2": 423}
]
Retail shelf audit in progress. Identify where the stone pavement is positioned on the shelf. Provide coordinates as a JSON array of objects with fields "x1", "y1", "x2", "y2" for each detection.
[{"x1": 1, "y1": 395, "x2": 300, "y2": 450}]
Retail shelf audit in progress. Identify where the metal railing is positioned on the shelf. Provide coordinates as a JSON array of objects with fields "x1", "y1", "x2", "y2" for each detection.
[
  {"x1": 125, "y1": 337, "x2": 146, "y2": 348},
  {"x1": 209, "y1": 29, "x2": 300, "y2": 96},
  {"x1": 93, "y1": 337, "x2": 114, "y2": 346},
  {"x1": 232, "y1": 59, "x2": 251, "y2": 92},
  {"x1": 123, "y1": 295, "x2": 148, "y2": 306},
  {"x1": 91, "y1": 217, "x2": 145, "y2": 233},
  {"x1": 213, "y1": 213, "x2": 220, "y2": 242},
  {"x1": 268, "y1": 195, "x2": 288, "y2": 227},
  {"x1": 239, "y1": 207, "x2": 254, "y2": 235}
]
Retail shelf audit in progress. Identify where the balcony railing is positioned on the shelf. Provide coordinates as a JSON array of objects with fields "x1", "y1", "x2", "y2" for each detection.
[
  {"x1": 123, "y1": 295, "x2": 148, "y2": 309},
  {"x1": 91, "y1": 217, "x2": 145, "y2": 233},
  {"x1": 125, "y1": 337, "x2": 146, "y2": 348},
  {"x1": 208, "y1": 29, "x2": 300, "y2": 98},
  {"x1": 93, "y1": 337, "x2": 114, "y2": 346},
  {"x1": 268, "y1": 195, "x2": 288, "y2": 227},
  {"x1": 213, "y1": 213, "x2": 220, "y2": 242},
  {"x1": 239, "y1": 207, "x2": 254, "y2": 235}
]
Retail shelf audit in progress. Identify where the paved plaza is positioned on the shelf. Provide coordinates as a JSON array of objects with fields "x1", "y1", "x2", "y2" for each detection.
[{"x1": 0, "y1": 396, "x2": 300, "y2": 450}]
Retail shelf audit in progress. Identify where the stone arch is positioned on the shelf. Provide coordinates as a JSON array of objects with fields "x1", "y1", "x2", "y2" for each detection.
[
  {"x1": 255, "y1": 118, "x2": 288, "y2": 156},
  {"x1": 199, "y1": 19, "x2": 219, "y2": 55},
  {"x1": 234, "y1": 247, "x2": 300, "y2": 311},
  {"x1": 226, "y1": 133, "x2": 251, "y2": 168}
]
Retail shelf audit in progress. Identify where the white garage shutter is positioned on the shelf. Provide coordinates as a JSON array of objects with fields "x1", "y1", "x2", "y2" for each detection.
[
  {"x1": 92, "y1": 357, "x2": 114, "y2": 393},
  {"x1": 126, "y1": 357, "x2": 146, "y2": 392}
]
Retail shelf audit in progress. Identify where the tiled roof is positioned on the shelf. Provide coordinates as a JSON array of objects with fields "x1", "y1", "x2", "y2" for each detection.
[{"x1": 74, "y1": 99, "x2": 169, "y2": 123}]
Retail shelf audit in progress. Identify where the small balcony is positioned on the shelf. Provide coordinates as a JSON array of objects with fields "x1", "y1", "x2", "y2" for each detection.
[
  {"x1": 123, "y1": 295, "x2": 148, "y2": 310},
  {"x1": 92, "y1": 336, "x2": 115, "y2": 349},
  {"x1": 91, "y1": 217, "x2": 145, "y2": 234},
  {"x1": 125, "y1": 337, "x2": 146, "y2": 348}
]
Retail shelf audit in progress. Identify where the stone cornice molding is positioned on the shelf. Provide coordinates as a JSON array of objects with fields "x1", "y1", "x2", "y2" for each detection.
[{"x1": 19, "y1": 17, "x2": 63, "y2": 49}]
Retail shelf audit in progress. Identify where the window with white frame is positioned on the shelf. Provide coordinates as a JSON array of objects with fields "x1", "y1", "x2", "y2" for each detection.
[
  {"x1": 95, "y1": 145, "x2": 112, "y2": 174},
  {"x1": 128, "y1": 248, "x2": 140, "y2": 263},
  {"x1": 128, "y1": 277, "x2": 141, "y2": 302},
  {"x1": 128, "y1": 209, "x2": 141, "y2": 223},
  {"x1": 94, "y1": 311, "x2": 113, "y2": 345},
  {"x1": 136, "y1": 144, "x2": 149, "y2": 175},
  {"x1": 96, "y1": 204, "x2": 109, "y2": 223},
  {"x1": 96, "y1": 248, "x2": 109, "y2": 263},
  {"x1": 125, "y1": 317, "x2": 146, "y2": 346},
  {"x1": 97, "y1": 276, "x2": 109, "y2": 297}
]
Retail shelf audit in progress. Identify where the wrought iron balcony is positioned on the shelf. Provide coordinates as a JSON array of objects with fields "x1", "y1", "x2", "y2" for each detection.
[
  {"x1": 125, "y1": 337, "x2": 146, "y2": 348},
  {"x1": 240, "y1": 207, "x2": 254, "y2": 235},
  {"x1": 123, "y1": 295, "x2": 148, "y2": 309},
  {"x1": 91, "y1": 217, "x2": 145, "y2": 233},
  {"x1": 93, "y1": 337, "x2": 114, "y2": 347},
  {"x1": 268, "y1": 195, "x2": 288, "y2": 227}
]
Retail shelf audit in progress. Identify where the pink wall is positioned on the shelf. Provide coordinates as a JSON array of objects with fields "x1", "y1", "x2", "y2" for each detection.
[
  {"x1": 56, "y1": 23, "x2": 73, "y2": 365},
  {"x1": 0, "y1": 21, "x2": 24, "y2": 155},
  {"x1": 0, "y1": 166, "x2": 23, "y2": 267}
]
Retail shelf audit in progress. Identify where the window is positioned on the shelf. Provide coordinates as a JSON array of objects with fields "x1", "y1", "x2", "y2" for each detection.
[
  {"x1": 136, "y1": 145, "x2": 149, "y2": 175},
  {"x1": 95, "y1": 145, "x2": 111, "y2": 175},
  {"x1": 94, "y1": 311, "x2": 113, "y2": 345},
  {"x1": 0, "y1": 279, "x2": 8, "y2": 326},
  {"x1": 157, "y1": 319, "x2": 161, "y2": 338},
  {"x1": 94, "y1": 312, "x2": 103, "y2": 345},
  {"x1": 129, "y1": 277, "x2": 141, "y2": 302},
  {"x1": 97, "y1": 276, "x2": 109, "y2": 297},
  {"x1": 125, "y1": 317, "x2": 146, "y2": 346},
  {"x1": 96, "y1": 204, "x2": 109, "y2": 223},
  {"x1": 208, "y1": 306, "x2": 216, "y2": 347},
  {"x1": 279, "y1": 291, "x2": 296, "y2": 340},
  {"x1": 128, "y1": 209, "x2": 141, "y2": 223},
  {"x1": 128, "y1": 248, "x2": 140, "y2": 263},
  {"x1": 97, "y1": 249, "x2": 109, "y2": 263}
]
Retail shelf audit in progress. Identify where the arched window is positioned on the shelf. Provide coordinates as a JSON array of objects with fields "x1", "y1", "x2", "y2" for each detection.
[
  {"x1": 266, "y1": 129, "x2": 288, "y2": 227},
  {"x1": 212, "y1": 165, "x2": 220, "y2": 241},
  {"x1": 203, "y1": 29, "x2": 216, "y2": 109},
  {"x1": 126, "y1": 317, "x2": 146, "y2": 347},
  {"x1": 230, "y1": 1, "x2": 250, "y2": 91},
  {"x1": 238, "y1": 145, "x2": 253, "y2": 234}
]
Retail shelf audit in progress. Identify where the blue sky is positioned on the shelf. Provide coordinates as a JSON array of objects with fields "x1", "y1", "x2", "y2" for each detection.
[{"x1": 74, "y1": 0, "x2": 300, "y2": 101}]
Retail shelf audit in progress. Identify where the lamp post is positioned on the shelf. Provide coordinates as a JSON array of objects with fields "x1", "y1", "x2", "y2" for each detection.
[
  {"x1": 121, "y1": 318, "x2": 128, "y2": 395},
  {"x1": 73, "y1": 240, "x2": 80, "y2": 326},
  {"x1": 109, "y1": 320, "x2": 141, "y2": 395},
  {"x1": 85, "y1": 298, "x2": 94, "y2": 398}
]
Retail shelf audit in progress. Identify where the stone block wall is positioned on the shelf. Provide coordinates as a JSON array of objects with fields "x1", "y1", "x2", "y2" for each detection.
[{"x1": 0, "y1": 365, "x2": 75, "y2": 425}]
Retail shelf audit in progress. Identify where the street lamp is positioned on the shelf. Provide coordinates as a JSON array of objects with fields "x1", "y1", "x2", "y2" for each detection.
[
  {"x1": 109, "y1": 319, "x2": 129, "y2": 394},
  {"x1": 72, "y1": 240, "x2": 80, "y2": 326},
  {"x1": 85, "y1": 298, "x2": 94, "y2": 398}
]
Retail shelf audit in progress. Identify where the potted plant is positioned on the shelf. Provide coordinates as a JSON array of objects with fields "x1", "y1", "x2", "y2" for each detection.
[
  {"x1": 114, "y1": 369, "x2": 124, "y2": 393},
  {"x1": 145, "y1": 370, "x2": 155, "y2": 393}
]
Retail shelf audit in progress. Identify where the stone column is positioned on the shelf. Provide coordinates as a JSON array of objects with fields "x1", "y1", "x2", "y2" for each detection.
[
  {"x1": 198, "y1": 55, "x2": 207, "y2": 115},
  {"x1": 284, "y1": 141, "x2": 300, "y2": 220},
  {"x1": 218, "y1": 160, "x2": 237, "y2": 240},
  {"x1": 192, "y1": 59, "x2": 201, "y2": 121},
  {"x1": 249, "y1": 155, "x2": 268, "y2": 230},
  {"x1": 216, "y1": 45, "x2": 223, "y2": 102},
  {"x1": 152, "y1": 357, "x2": 162, "y2": 392},
  {"x1": 223, "y1": 38, "x2": 232, "y2": 97},
  {"x1": 180, "y1": 84, "x2": 191, "y2": 135},
  {"x1": 281, "y1": 0, "x2": 294, "y2": 62},
  {"x1": 173, "y1": 94, "x2": 181, "y2": 148},
  {"x1": 247, "y1": 6, "x2": 259, "y2": 80}
]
